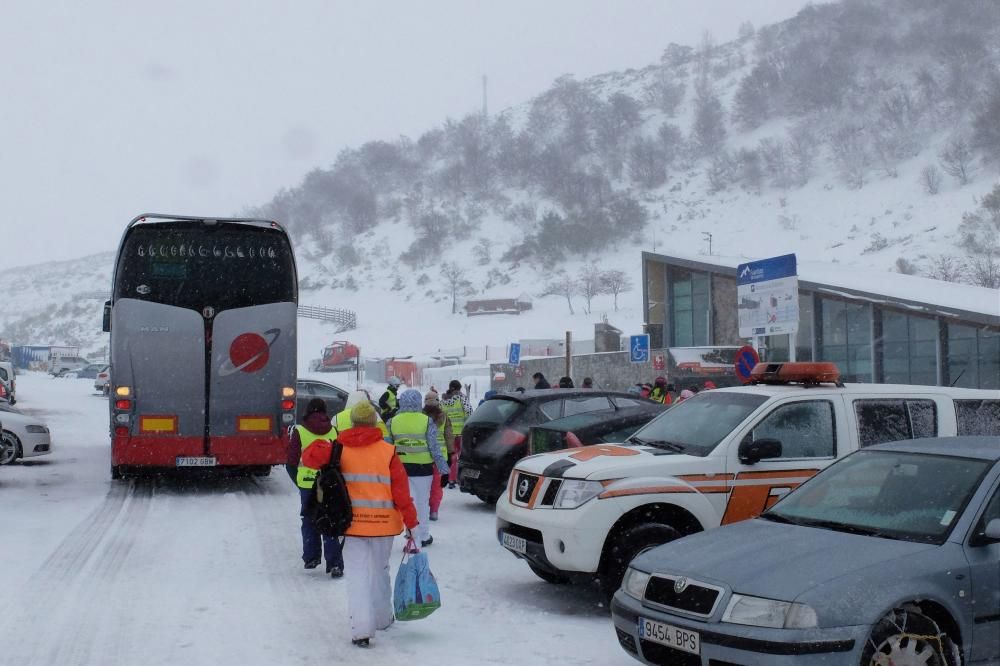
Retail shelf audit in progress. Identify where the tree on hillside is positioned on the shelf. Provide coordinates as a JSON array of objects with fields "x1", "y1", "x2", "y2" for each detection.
[
  {"x1": 440, "y1": 262, "x2": 473, "y2": 314},
  {"x1": 628, "y1": 137, "x2": 668, "y2": 189},
  {"x1": 973, "y1": 77, "x2": 1000, "y2": 161},
  {"x1": 602, "y1": 270, "x2": 633, "y2": 311},
  {"x1": 939, "y1": 135, "x2": 976, "y2": 185},
  {"x1": 692, "y1": 81, "x2": 727, "y2": 156},
  {"x1": 645, "y1": 69, "x2": 685, "y2": 116},
  {"x1": 578, "y1": 266, "x2": 606, "y2": 315},
  {"x1": 541, "y1": 272, "x2": 577, "y2": 315}
]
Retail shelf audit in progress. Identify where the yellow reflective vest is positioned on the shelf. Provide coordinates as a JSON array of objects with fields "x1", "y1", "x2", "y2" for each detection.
[
  {"x1": 388, "y1": 412, "x2": 433, "y2": 465},
  {"x1": 295, "y1": 425, "x2": 333, "y2": 489}
]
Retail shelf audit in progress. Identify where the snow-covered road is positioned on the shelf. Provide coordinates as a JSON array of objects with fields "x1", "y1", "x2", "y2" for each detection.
[{"x1": 1, "y1": 373, "x2": 632, "y2": 665}]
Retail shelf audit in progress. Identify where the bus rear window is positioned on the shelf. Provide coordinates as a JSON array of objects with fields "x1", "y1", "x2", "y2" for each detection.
[{"x1": 115, "y1": 223, "x2": 296, "y2": 312}]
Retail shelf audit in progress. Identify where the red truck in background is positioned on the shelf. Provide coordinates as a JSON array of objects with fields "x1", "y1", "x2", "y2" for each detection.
[{"x1": 320, "y1": 341, "x2": 360, "y2": 371}]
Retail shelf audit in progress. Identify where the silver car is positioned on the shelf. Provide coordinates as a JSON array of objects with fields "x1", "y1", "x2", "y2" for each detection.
[{"x1": 612, "y1": 437, "x2": 1000, "y2": 665}]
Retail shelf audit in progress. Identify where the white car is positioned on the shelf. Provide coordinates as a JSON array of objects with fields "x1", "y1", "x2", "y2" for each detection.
[
  {"x1": 0, "y1": 402, "x2": 52, "y2": 465},
  {"x1": 496, "y1": 362, "x2": 1000, "y2": 597},
  {"x1": 94, "y1": 365, "x2": 111, "y2": 395}
]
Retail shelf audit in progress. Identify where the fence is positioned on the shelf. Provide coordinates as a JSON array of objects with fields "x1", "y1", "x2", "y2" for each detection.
[{"x1": 297, "y1": 305, "x2": 356, "y2": 332}]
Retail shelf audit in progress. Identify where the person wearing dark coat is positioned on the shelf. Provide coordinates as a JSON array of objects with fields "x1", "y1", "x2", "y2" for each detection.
[
  {"x1": 532, "y1": 372, "x2": 551, "y2": 390},
  {"x1": 286, "y1": 398, "x2": 344, "y2": 577},
  {"x1": 558, "y1": 376, "x2": 574, "y2": 388}
]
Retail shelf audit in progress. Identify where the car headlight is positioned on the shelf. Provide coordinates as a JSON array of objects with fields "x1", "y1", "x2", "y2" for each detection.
[
  {"x1": 553, "y1": 479, "x2": 605, "y2": 509},
  {"x1": 722, "y1": 594, "x2": 817, "y2": 629},
  {"x1": 25, "y1": 425, "x2": 49, "y2": 434},
  {"x1": 622, "y1": 567, "x2": 651, "y2": 601}
]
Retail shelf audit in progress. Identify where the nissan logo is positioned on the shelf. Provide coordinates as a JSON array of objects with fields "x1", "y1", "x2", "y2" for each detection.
[
  {"x1": 517, "y1": 478, "x2": 530, "y2": 499},
  {"x1": 673, "y1": 577, "x2": 689, "y2": 594}
]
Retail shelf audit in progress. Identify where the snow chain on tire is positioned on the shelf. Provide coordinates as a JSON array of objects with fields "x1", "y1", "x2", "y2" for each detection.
[{"x1": 865, "y1": 609, "x2": 960, "y2": 666}]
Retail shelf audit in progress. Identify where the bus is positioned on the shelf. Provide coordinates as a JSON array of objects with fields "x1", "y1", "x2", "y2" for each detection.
[{"x1": 104, "y1": 214, "x2": 298, "y2": 478}]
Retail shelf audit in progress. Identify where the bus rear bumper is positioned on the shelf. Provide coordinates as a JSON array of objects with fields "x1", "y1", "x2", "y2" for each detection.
[{"x1": 112, "y1": 434, "x2": 285, "y2": 466}]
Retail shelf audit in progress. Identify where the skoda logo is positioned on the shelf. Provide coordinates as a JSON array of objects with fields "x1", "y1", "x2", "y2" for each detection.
[
  {"x1": 673, "y1": 577, "x2": 689, "y2": 594},
  {"x1": 517, "y1": 478, "x2": 530, "y2": 500}
]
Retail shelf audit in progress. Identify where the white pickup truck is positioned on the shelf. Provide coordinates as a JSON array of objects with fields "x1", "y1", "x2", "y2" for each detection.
[{"x1": 495, "y1": 364, "x2": 1000, "y2": 598}]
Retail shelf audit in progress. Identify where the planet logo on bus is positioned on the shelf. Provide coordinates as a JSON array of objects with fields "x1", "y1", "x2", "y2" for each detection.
[{"x1": 219, "y1": 328, "x2": 281, "y2": 376}]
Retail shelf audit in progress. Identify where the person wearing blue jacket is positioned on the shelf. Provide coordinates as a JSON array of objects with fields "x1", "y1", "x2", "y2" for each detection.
[{"x1": 386, "y1": 389, "x2": 448, "y2": 547}]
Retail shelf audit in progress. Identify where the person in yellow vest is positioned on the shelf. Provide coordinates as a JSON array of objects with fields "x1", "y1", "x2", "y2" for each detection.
[
  {"x1": 387, "y1": 389, "x2": 448, "y2": 547},
  {"x1": 285, "y1": 398, "x2": 344, "y2": 576},
  {"x1": 303, "y1": 400, "x2": 418, "y2": 648},
  {"x1": 378, "y1": 376, "x2": 402, "y2": 421},
  {"x1": 423, "y1": 390, "x2": 454, "y2": 521},
  {"x1": 335, "y1": 390, "x2": 388, "y2": 437},
  {"x1": 440, "y1": 379, "x2": 472, "y2": 488}
]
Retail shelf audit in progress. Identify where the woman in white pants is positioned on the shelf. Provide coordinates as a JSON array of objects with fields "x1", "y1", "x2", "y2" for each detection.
[
  {"x1": 304, "y1": 400, "x2": 418, "y2": 647},
  {"x1": 387, "y1": 389, "x2": 449, "y2": 547}
]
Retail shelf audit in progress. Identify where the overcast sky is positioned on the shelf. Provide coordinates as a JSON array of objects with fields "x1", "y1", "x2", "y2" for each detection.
[{"x1": 0, "y1": 1, "x2": 811, "y2": 268}]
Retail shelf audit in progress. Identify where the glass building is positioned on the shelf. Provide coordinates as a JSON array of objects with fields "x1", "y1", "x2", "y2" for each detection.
[{"x1": 642, "y1": 252, "x2": 1000, "y2": 390}]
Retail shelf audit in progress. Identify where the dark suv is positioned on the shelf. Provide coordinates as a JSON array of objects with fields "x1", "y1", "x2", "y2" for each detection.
[{"x1": 458, "y1": 390, "x2": 655, "y2": 504}]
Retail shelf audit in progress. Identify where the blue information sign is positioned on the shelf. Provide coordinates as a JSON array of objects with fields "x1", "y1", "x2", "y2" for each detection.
[
  {"x1": 629, "y1": 335, "x2": 650, "y2": 364},
  {"x1": 736, "y1": 254, "x2": 799, "y2": 337},
  {"x1": 508, "y1": 342, "x2": 521, "y2": 366}
]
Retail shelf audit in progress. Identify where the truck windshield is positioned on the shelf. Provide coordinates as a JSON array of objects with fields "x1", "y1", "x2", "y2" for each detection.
[{"x1": 629, "y1": 391, "x2": 767, "y2": 456}]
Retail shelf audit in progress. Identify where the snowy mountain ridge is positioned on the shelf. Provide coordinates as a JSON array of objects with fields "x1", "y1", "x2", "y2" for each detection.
[{"x1": 3, "y1": 0, "x2": 999, "y2": 360}]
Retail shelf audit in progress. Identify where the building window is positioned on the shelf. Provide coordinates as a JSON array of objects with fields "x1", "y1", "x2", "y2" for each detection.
[
  {"x1": 880, "y1": 311, "x2": 938, "y2": 386},
  {"x1": 764, "y1": 334, "x2": 790, "y2": 362},
  {"x1": 818, "y1": 298, "x2": 872, "y2": 382},
  {"x1": 796, "y1": 293, "x2": 814, "y2": 362},
  {"x1": 670, "y1": 269, "x2": 710, "y2": 347},
  {"x1": 946, "y1": 324, "x2": 1000, "y2": 390}
]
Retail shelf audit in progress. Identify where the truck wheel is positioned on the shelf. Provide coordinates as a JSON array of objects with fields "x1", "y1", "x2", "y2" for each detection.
[
  {"x1": 860, "y1": 609, "x2": 959, "y2": 666},
  {"x1": 111, "y1": 465, "x2": 123, "y2": 480},
  {"x1": 528, "y1": 563, "x2": 569, "y2": 585},
  {"x1": 600, "y1": 523, "x2": 681, "y2": 600}
]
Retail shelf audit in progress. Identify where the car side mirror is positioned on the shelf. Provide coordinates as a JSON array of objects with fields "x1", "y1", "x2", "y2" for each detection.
[
  {"x1": 102, "y1": 300, "x2": 112, "y2": 333},
  {"x1": 739, "y1": 437, "x2": 782, "y2": 465},
  {"x1": 984, "y1": 518, "x2": 1000, "y2": 542}
]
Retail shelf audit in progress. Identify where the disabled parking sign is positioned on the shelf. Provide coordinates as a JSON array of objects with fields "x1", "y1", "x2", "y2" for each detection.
[{"x1": 630, "y1": 335, "x2": 650, "y2": 364}]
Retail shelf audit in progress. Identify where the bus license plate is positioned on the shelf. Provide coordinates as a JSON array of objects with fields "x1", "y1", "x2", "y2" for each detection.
[
  {"x1": 501, "y1": 532, "x2": 527, "y2": 555},
  {"x1": 176, "y1": 456, "x2": 217, "y2": 467},
  {"x1": 638, "y1": 617, "x2": 700, "y2": 655}
]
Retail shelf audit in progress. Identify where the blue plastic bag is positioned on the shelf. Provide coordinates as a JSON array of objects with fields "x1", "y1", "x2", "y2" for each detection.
[{"x1": 393, "y1": 540, "x2": 441, "y2": 621}]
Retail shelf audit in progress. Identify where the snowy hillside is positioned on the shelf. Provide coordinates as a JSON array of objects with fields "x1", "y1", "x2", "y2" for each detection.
[{"x1": 3, "y1": 0, "x2": 999, "y2": 359}]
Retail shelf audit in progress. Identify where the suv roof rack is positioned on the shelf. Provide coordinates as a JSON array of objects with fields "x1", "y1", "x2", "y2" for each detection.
[{"x1": 749, "y1": 362, "x2": 844, "y2": 387}]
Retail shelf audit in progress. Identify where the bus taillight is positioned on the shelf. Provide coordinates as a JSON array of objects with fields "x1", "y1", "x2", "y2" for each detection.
[
  {"x1": 115, "y1": 399, "x2": 132, "y2": 410},
  {"x1": 115, "y1": 426, "x2": 129, "y2": 436},
  {"x1": 281, "y1": 386, "x2": 295, "y2": 398},
  {"x1": 280, "y1": 399, "x2": 295, "y2": 410},
  {"x1": 115, "y1": 386, "x2": 131, "y2": 397}
]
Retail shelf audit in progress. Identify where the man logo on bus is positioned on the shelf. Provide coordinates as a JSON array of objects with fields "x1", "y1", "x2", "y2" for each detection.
[{"x1": 219, "y1": 328, "x2": 281, "y2": 376}]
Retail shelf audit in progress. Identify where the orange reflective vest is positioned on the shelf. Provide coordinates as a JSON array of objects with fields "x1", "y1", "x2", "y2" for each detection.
[{"x1": 341, "y1": 439, "x2": 404, "y2": 537}]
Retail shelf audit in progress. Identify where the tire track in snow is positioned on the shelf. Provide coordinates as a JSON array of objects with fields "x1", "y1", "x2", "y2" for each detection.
[
  {"x1": 243, "y1": 477, "x2": 341, "y2": 659},
  {"x1": 2, "y1": 479, "x2": 152, "y2": 666},
  {"x1": 44, "y1": 480, "x2": 154, "y2": 665}
]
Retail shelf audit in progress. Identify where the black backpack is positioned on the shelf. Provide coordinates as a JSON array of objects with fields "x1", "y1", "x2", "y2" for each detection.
[{"x1": 309, "y1": 442, "x2": 353, "y2": 538}]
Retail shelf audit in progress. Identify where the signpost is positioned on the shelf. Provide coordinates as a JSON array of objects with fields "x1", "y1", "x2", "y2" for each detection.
[
  {"x1": 737, "y1": 254, "x2": 799, "y2": 339},
  {"x1": 734, "y1": 345, "x2": 760, "y2": 384},
  {"x1": 629, "y1": 334, "x2": 650, "y2": 364},
  {"x1": 508, "y1": 342, "x2": 521, "y2": 367}
]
